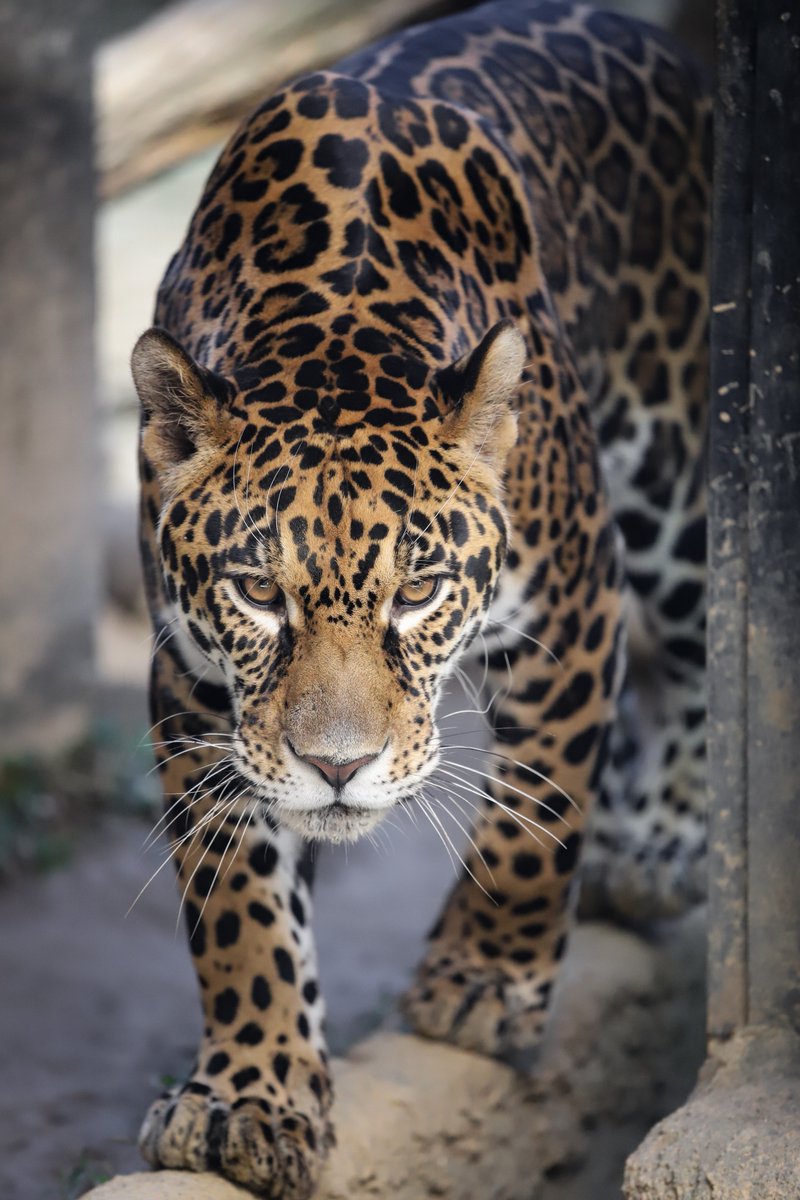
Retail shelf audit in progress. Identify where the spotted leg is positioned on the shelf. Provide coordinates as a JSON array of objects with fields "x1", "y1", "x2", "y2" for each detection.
[
  {"x1": 138, "y1": 651, "x2": 332, "y2": 1200},
  {"x1": 403, "y1": 333, "x2": 626, "y2": 1062},
  {"x1": 580, "y1": 479, "x2": 707, "y2": 921}
]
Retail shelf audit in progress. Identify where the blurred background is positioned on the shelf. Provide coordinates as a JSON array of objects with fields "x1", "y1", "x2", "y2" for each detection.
[{"x1": 0, "y1": 1, "x2": 712, "y2": 1197}]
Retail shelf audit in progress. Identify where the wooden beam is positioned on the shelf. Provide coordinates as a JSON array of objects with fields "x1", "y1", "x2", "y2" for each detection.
[{"x1": 97, "y1": 0, "x2": 463, "y2": 198}]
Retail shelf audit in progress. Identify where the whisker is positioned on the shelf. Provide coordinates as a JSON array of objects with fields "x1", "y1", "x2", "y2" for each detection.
[
  {"x1": 452, "y1": 663, "x2": 486, "y2": 721},
  {"x1": 149, "y1": 619, "x2": 180, "y2": 663},
  {"x1": 425, "y1": 784, "x2": 496, "y2": 887},
  {"x1": 148, "y1": 732, "x2": 235, "y2": 751},
  {"x1": 217, "y1": 799, "x2": 259, "y2": 888},
  {"x1": 146, "y1": 767, "x2": 240, "y2": 859},
  {"x1": 436, "y1": 683, "x2": 507, "y2": 724},
  {"x1": 439, "y1": 758, "x2": 570, "y2": 831},
  {"x1": 477, "y1": 630, "x2": 491, "y2": 697},
  {"x1": 436, "y1": 765, "x2": 566, "y2": 848},
  {"x1": 145, "y1": 739, "x2": 233, "y2": 778},
  {"x1": 421, "y1": 796, "x2": 494, "y2": 903},
  {"x1": 138, "y1": 709, "x2": 230, "y2": 750},
  {"x1": 485, "y1": 619, "x2": 563, "y2": 668},
  {"x1": 437, "y1": 725, "x2": 538, "y2": 739},
  {"x1": 143, "y1": 757, "x2": 237, "y2": 848},
  {"x1": 439, "y1": 771, "x2": 553, "y2": 850},
  {"x1": 176, "y1": 784, "x2": 246, "y2": 932},
  {"x1": 442, "y1": 746, "x2": 578, "y2": 813},
  {"x1": 417, "y1": 797, "x2": 459, "y2": 876},
  {"x1": 189, "y1": 795, "x2": 260, "y2": 938},
  {"x1": 125, "y1": 792, "x2": 233, "y2": 920}
]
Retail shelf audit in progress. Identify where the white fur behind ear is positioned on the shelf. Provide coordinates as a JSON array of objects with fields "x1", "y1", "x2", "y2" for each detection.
[
  {"x1": 475, "y1": 323, "x2": 527, "y2": 406},
  {"x1": 440, "y1": 321, "x2": 526, "y2": 476},
  {"x1": 131, "y1": 328, "x2": 204, "y2": 423}
]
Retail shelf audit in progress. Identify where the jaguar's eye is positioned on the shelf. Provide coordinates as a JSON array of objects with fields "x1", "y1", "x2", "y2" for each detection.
[
  {"x1": 235, "y1": 576, "x2": 284, "y2": 610},
  {"x1": 395, "y1": 577, "x2": 441, "y2": 608}
]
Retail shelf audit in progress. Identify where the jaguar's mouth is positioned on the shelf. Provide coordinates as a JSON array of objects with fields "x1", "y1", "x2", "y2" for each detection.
[{"x1": 272, "y1": 799, "x2": 388, "y2": 844}]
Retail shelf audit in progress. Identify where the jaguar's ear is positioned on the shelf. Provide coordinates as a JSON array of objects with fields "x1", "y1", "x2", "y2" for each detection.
[
  {"x1": 436, "y1": 319, "x2": 526, "y2": 475},
  {"x1": 131, "y1": 327, "x2": 235, "y2": 479}
]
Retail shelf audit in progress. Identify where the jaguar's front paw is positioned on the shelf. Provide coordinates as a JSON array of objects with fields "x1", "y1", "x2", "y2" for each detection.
[
  {"x1": 401, "y1": 950, "x2": 552, "y2": 1068},
  {"x1": 139, "y1": 1081, "x2": 333, "y2": 1199}
]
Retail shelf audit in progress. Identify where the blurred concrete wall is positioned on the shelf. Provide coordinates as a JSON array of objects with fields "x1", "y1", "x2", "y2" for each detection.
[{"x1": 0, "y1": 1, "x2": 99, "y2": 752}]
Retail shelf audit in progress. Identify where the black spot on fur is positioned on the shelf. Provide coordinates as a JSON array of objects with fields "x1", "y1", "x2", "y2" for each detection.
[
  {"x1": 214, "y1": 988, "x2": 239, "y2": 1025},
  {"x1": 274, "y1": 947, "x2": 296, "y2": 984}
]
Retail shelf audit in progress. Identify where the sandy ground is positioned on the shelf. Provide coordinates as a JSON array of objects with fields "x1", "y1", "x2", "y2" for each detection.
[{"x1": 0, "y1": 613, "x2": 466, "y2": 1200}]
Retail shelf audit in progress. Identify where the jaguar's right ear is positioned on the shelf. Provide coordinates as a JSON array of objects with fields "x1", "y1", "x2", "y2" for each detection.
[{"x1": 131, "y1": 327, "x2": 236, "y2": 479}]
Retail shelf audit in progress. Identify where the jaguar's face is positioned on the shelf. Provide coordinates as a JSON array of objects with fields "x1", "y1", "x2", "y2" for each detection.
[{"x1": 134, "y1": 319, "x2": 525, "y2": 841}]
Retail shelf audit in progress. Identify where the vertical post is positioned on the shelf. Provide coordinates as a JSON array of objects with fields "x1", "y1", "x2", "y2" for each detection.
[
  {"x1": 742, "y1": 2, "x2": 800, "y2": 1033},
  {"x1": 0, "y1": 1, "x2": 99, "y2": 753},
  {"x1": 708, "y1": 0, "x2": 800, "y2": 1041},
  {"x1": 706, "y1": 0, "x2": 752, "y2": 1042}
]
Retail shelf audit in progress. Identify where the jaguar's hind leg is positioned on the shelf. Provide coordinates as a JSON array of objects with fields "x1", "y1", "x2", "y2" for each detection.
[{"x1": 582, "y1": 423, "x2": 707, "y2": 921}]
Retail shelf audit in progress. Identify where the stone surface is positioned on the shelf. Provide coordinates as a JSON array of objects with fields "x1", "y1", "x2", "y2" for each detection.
[
  {"x1": 89, "y1": 1176, "x2": 246, "y2": 1199},
  {"x1": 624, "y1": 1025, "x2": 800, "y2": 1200}
]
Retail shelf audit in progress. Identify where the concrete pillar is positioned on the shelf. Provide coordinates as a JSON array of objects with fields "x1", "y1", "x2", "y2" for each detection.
[
  {"x1": 625, "y1": 3, "x2": 800, "y2": 1193},
  {"x1": 0, "y1": 1, "x2": 99, "y2": 752}
]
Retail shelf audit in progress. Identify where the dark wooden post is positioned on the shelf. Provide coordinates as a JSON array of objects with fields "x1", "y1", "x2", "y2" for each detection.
[
  {"x1": 708, "y1": 0, "x2": 800, "y2": 1042},
  {"x1": 0, "y1": 1, "x2": 99, "y2": 752}
]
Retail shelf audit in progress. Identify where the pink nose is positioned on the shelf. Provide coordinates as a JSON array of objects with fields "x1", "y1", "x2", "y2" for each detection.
[{"x1": 300, "y1": 751, "x2": 378, "y2": 789}]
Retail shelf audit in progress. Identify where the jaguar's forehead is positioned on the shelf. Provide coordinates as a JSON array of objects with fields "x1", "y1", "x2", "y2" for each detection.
[
  {"x1": 170, "y1": 415, "x2": 496, "y2": 604},
  {"x1": 226, "y1": 320, "x2": 449, "y2": 442},
  {"x1": 227, "y1": 427, "x2": 466, "y2": 563},
  {"x1": 268, "y1": 469, "x2": 442, "y2": 610}
]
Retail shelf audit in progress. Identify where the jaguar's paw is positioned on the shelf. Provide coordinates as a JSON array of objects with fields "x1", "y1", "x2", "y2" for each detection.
[
  {"x1": 401, "y1": 950, "x2": 550, "y2": 1070},
  {"x1": 139, "y1": 1082, "x2": 333, "y2": 1199}
]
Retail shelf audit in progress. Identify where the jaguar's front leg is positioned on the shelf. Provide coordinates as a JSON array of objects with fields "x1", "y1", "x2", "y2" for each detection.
[
  {"x1": 404, "y1": 602, "x2": 623, "y2": 1063},
  {"x1": 404, "y1": 340, "x2": 626, "y2": 1064},
  {"x1": 140, "y1": 675, "x2": 332, "y2": 1200}
]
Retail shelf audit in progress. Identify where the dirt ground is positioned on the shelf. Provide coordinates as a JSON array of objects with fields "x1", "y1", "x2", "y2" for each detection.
[{"x1": 0, "y1": 613, "x2": 463, "y2": 1200}]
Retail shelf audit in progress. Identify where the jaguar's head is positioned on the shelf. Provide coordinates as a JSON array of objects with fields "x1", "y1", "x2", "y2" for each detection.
[{"x1": 133, "y1": 319, "x2": 525, "y2": 842}]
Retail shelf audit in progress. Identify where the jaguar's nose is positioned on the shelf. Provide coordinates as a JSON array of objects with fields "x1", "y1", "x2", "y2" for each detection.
[{"x1": 295, "y1": 749, "x2": 379, "y2": 789}]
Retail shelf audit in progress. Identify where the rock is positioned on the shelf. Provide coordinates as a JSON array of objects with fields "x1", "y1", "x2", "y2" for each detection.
[{"x1": 624, "y1": 1024, "x2": 800, "y2": 1200}]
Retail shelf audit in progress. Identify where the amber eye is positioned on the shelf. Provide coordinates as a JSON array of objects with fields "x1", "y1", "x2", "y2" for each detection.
[
  {"x1": 395, "y1": 577, "x2": 441, "y2": 609},
  {"x1": 235, "y1": 576, "x2": 284, "y2": 610}
]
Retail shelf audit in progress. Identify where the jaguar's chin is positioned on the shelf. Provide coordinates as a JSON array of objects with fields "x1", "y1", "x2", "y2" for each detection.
[{"x1": 271, "y1": 801, "x2": 391, "y2": 844}]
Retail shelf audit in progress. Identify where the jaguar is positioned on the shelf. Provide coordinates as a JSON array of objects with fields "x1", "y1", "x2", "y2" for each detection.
[{"x1": 131, "y1": 1, "x2": 709, "y2": 1194}]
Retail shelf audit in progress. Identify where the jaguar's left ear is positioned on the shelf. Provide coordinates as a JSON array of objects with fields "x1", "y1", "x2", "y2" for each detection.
[
  {"x1": 132, "y1": 327, "x2": 237, "y2": 484},
  {"x1": 436, "y1": 319, "x2": 526, "y2": 474}
]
